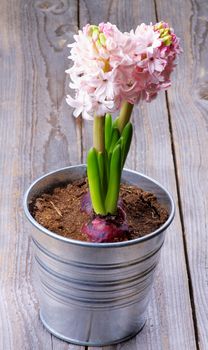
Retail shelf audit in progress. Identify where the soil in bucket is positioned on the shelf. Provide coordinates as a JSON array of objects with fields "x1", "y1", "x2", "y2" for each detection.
[{"x1": 30, "y1": 178, "x2": 169, "y2": 243}]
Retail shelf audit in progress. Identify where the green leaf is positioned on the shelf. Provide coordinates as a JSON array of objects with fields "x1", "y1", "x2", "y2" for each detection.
[
  {"x1": 97, "y1": 151, "x2": 108, "y2": 196},
  {"x1": 105, "y1": 114, "x2": 112, "y2": 152},
  {"x1": 97, "y1": 152, "x2": 104, "y2": 187},
  {"x1": 121, "y1": 122, "x2": 133, "y2": 167},
  {"x1": 105, "y1": 144, "x2": 122, "y2": 214},
  {"x1": 114, "y1": 135, "x2": 124, "y2": 149},
  {"x1": 112, "y1": 116, "x2": 120, "y2": 130},
  {"x1": 109, "y1": 128, "x2": 120, "y2": 153},
  {"x1": 104, "y1": 150, "x2": 109, "y2": 185},
  {"x1": 87, "y1": 148, "x2": 106, "y2": 215}
]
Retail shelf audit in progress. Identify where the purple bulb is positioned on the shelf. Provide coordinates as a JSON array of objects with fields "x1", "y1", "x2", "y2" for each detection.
[{"x1": 82, "y1": 206, "x2": 129, "y2": 243}]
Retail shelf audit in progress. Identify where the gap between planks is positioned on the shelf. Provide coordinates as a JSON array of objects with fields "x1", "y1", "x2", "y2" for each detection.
[
  {"x1": 77, "y1": 0, "x2": 84, "y2": 164},
  {"x1": 165, "y1": 91, "x2": 199, "y2": 349},
  {"x1": 153, "y1": 0, "x2": 199, "y2": 346}
]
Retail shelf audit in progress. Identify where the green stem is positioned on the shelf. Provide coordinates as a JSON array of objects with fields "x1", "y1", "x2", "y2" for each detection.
[
  {"x1": 117, "y1": 101, "x2": 134, "y2": 134},
  {"x1": 93, "y1": 115, "x2": 105, "y2": 152}
]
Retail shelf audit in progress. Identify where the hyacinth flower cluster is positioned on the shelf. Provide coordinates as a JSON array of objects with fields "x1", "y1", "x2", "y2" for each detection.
[{"x1": 66, "y1": 22, "x2": 181, "y2": 242}]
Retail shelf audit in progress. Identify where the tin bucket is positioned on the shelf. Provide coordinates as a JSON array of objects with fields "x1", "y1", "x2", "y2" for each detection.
[{"x1": 23, "y1": 165, "x2": 175, "y2": 346}]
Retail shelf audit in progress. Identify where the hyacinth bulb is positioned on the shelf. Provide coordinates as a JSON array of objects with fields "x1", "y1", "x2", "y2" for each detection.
[
  {"x1": 81, "y1": 192, "x2": 128, "y2": 243},
  {"x1": 82, "y1": 206, "x2": 129, "y2": 243}
]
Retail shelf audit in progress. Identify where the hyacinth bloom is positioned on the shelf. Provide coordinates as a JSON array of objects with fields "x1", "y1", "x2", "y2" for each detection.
[
  {"x1": 66, "y1": 21, "x2": 181, "y2": 242},
  {"x1": 66, "y1": 21, "x2": 181, "y2": 119}
]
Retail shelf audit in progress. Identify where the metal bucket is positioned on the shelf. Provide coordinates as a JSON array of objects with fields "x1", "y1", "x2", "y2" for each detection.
[{"x1": 23, "y1": 165, "x2": 175, "y2": 346}]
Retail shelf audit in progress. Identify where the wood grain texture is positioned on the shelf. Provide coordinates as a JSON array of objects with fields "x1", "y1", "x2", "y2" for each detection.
[
  {"x1": 79, "y1": 1, "x2": 196, "y2": 350},
  {"x1": 0, "y1": 1, "x2": 52, "y2": 348},
  {"x1": 156, "y1": 0, "x2": 208, "y2": 348},
  {"x1": 0, "y1": 0, "x2": 83, "y2": 349},
  {"x1": 23, "y1": 0, "x2": 81, "y2": 177},
  {"x1": 0, "y1": 0, "x2": 205, "y2": 349}
]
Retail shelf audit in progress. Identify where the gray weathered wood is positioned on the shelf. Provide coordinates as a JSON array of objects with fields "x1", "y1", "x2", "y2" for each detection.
[
  {"x1": 0, "y1": 0, "x2": 52, "y2": 348},
  {"x1": 156, "y1": 0, "x2": 208, "y2": 348},
  {"x1": 79, "y1": 1, "x2": 197, "y2": 349},
  {"x1": 0, "y1": 0, "x2": 83, "y2": 349},
  {"x1": 1, "y1": 0, "x2": 206, "y2": 348}
]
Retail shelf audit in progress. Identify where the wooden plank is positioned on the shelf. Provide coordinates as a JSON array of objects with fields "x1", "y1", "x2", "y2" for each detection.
[
  {"x1": 25, "y1": 0, "x2": 82, "y2": 177},
  {"x1": 0, "y1": 1, "x2": 52, "y2": 348},
  {"x1": 51, "y1": 338, "x2": 86, "y2": 350},
  {"x1": 79, "y1": 1, "x2": 197, "y2": 349},
  {"x1": 156, "y1": 0, "x2": 208, "y2": 348},
  {"x1": 0, "y1": 0, "x2": 83, "y2": 349}
]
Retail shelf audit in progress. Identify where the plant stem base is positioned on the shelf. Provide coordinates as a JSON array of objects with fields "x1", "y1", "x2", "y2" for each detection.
[{"x1": 40, "y1": 310, "x2": 146, "y2": 346}]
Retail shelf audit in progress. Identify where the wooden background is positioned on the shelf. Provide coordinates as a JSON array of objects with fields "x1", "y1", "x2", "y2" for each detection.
[{"x1": 0, "y1": 0, "x2": 208, "y2": 349}]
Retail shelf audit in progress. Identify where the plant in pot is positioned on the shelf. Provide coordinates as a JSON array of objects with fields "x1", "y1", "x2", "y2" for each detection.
[{"x1": 24, "y1": 22, "x2": 181, "y2": 346}]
